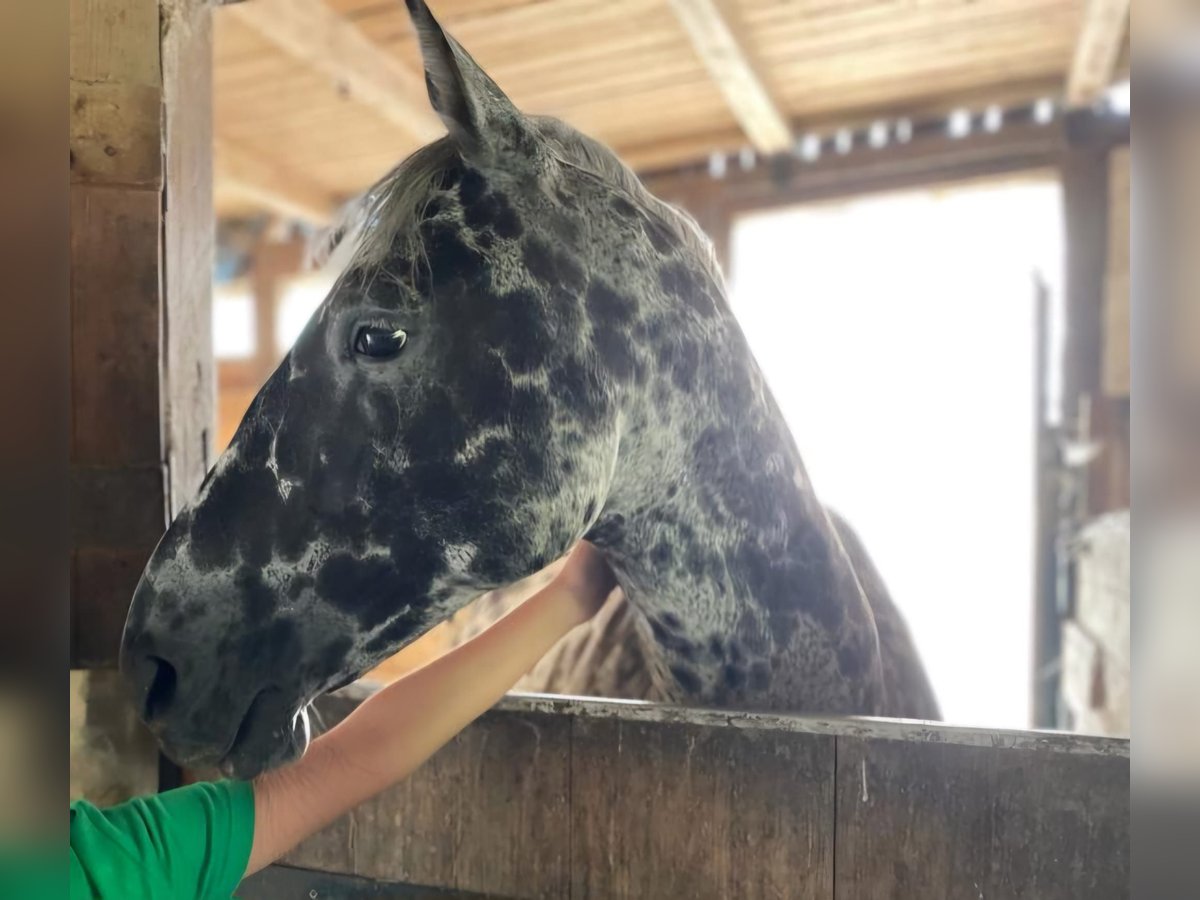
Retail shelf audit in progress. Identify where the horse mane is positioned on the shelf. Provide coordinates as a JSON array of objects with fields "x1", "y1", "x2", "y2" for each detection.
[{"x1": 310, "y1": 118, "x2": 724, "y2": 293}]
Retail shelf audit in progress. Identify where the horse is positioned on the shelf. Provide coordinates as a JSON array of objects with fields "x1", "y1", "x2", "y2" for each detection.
[{"x1": 120, "y1": 0, "x2": 938, "y2": 780}]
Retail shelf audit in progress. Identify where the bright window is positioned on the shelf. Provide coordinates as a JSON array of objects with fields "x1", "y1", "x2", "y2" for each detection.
[
  {"x1": 212, "y1": 283, "x2": 255, "y2": 360},
  {"x1": 276, "y1": 273, "x2": 336, "y2": 354},
  {"x1": 729, "y1": 177, "x2": 1063, "y2": 729}
]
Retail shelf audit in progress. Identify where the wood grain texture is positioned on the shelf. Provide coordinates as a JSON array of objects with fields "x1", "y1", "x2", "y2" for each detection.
[
  {"x1": 70, "y1": 186, "x2": 162, "y2": 467},
  {"x1": 667, "y1": 0, "x2": 790, "y2": 154},
  {"x1": 211, "y1": 0, "x2": 1086, "y2": 217},
  {"x1": 70, "y1": 0, "x2": 214, "y2": 668},
  {"x1": 224, "y1": 0, "x2": 442, "y2": 142},
  {"x1": 72, "y1": 546, "x2": 154, "y2": 668},
  {"x1": 834, "y1": 736, "x2": 1130, "y2": 899},
  {"x1": 161, "y1": 0, "x2": 216, "y2": 514},
  {"x1": 69, "y1": 0, "x2": 159, "y2": 84},
  {"x1": 215, "y1": 138, "x2": 339, "y2": 224},
  {"x1": 283, "y1": 695, "x2": 1129, "y2": 899},
  {"x1": 69, "y1": 80, "x2": 163, "y2": 188},
  {"x1": 240, "y1": 865, "x2": 503, "y2": 899},
  {"x1": 1066, "y1": 0, "x2": 1131, "y2": 106},
  {"x1": 570, "y1": 717, "x2": 834, "y2": 899},
  {"x1": 70, "y1": 464, "x2": 166, "y2": 549},
  {"x1": 285, "y1": 701, "x2": 573, "y2": 899}
]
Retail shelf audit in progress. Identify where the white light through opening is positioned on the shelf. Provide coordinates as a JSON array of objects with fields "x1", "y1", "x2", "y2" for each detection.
[
  {"x1": 948, "y1": 108, "x2": 972, "y2": 139},
  {"x1": 213, "y1": 284, "x2": 256, "y2": 359},
  {"x1": 276, "y1": 274, "x2": 336, "y2": 354}
]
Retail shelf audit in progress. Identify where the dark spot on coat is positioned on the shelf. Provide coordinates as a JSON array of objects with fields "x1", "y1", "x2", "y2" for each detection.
[
  {"x1": 236, "y1": 566, "x2": 275, "y2": 625},
  {"x1": 317, "y1": 636, "x2": 354, "y2": 678},
  {"x1": 591, "y1": 319, "x2": 638, "y2": 383},
  {"x1": 510, "y1": 386, "x2": 553, "y2": 435},
  {"x1": 585, "y1": 281, "x2": 636, "y2": 324},
  {"x1": 522, "y1": 237, "x2": 585, "y2": 294},
  {"x1": 555, "y1": 357, "x2": 610, "y2": 424},
  {"x1": 670, "y1": 664, "x2": 703, "y2": 695},
  {"x1": 457, "y1": 350, "x2": 514, "y2": 423},
  {"x1": 431, "y1": 219, "x2": 489, "y2": 276},
  {"x1": 660, "y1": 612, "x2": 682, "y2": 630},
  {"x1": 287, "y1": 573, "x2": 315, "y2": 600},
  {"x1": 659, "y1": 261, "x2": 715, "y2": 317},
  {"x1": 493, "y1": 288, "x2": 550, "y2": 373},
  {"x1": 585, "y1": 513, "x2": 625, "y2": 548},
  {"x1": 316, "y1": 553, "x2": 419, "y2": 630},
  {"x1": 650, "y1": 541, "x2": 673, "y2": 566},
  {"x1": 723, "y1": 663, "x2": 746, "y2": 690},
  {"x1": 459, "y1": 168, "x2": 487, "y2": 206},
  {"x1": 669, "y1": 340, "x2": 699, "y2": 391},
  {"x1": 748, "y1": 660, "x2": 770, "y2": 691}
]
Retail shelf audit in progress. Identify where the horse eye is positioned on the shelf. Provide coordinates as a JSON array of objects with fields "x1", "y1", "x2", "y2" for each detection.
[{"x1": 354, "y1": 326, "x2": 408, "y2": 359}]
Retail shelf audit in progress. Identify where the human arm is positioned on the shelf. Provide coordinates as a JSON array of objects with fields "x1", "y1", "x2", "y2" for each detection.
[{"x1": 244, "y1": 539, "x2": 616, "y2": 876}]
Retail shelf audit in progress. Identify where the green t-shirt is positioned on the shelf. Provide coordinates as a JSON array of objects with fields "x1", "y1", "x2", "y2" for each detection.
[{"x1": 69, "y1": 780, "x2": 255, "y2": 900}]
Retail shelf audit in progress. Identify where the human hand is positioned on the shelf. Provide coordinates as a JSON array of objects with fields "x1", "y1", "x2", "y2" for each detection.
[{"x1": 550, "y1": 540, "x2": 618, "y2": 626}]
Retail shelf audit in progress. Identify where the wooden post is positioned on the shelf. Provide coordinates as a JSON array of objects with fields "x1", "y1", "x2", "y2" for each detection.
[{"x1": 69, "y1": 0, "x2": 213, "y2": 666}]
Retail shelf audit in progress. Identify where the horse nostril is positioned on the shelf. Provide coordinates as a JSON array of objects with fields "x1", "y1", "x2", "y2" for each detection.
[{"x1": 143, "y1": 656, "x2": 178, "y2": 722}]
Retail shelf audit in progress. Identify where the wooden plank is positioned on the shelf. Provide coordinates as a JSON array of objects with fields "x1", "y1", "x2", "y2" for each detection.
[
  {"x1": 215, "y1": 138, "x2": 339, "y2": 225},
  {"x1": 72, "y1": 546, "x2": 154, "y2": 668},
  {"x1": 69, "y1": 186, "x2": 162, "y2": 467},
  {"x1": 1066, "y1": 0, "x2": 1131, "y2": 107},
  {"x1": 667, "y1": 0, "x2": 790, "y2": 154},
  {"x1": 240, "y1": 865, "x2": 501, "y2": 899},
  {"x1": 222, "y1": 0, "x2": 443, "y2": 143},
  {"x1": 161, "y1": 0, "x2": 216, "y2": 513},
  {"x1": 644, "y1": 118, "x2": 1063, "y2": 231},
  {"x1": 569, "y1": 716, "x2": 834, "y2": 899},
  {"x1": 69, "y1": 0, "x2": 160, "y2": 84},
  {"x1": 69, "y1": 80, "x2": 163, "y2": 188},
  {"x1": 285, "y1": 694, "x2": 1128, "y2": 897},
  {"x1": 70, "y1": 464, "x2": 166, "y2": 549},
  {"x1": 835, "y1": 736, "x2": 1130, "y2": 899},
  {"x1": 285, "y1": 697, "x2": 573, "y2": 899}
]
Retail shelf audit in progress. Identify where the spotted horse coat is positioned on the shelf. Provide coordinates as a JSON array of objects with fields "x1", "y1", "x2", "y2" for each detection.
[{"x1": 119, "y1": 0, "x2": 939, "y2": 781}]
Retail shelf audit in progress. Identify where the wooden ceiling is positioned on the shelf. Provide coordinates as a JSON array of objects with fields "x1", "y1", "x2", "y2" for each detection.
[{"x1": 213, "y1": 0, "x2": 1129, "y2": 223}]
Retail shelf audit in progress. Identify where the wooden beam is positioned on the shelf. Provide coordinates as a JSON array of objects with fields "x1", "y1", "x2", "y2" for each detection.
[
  {"x1": 622, "y1": 77, "x2": 1064, "y2": 174},
  {"x1": 667, "y1": 0, "x2": 791, "y2": 154},
  {"x1": 1066, "y1": 0, "x2": 1131, "y2": 106},
  {"x1": 215, "y1": 139, "x2": 338, "y2": 225},
  {"x1": 222, "y1": 0, "x2": 443, "y2": 143}
]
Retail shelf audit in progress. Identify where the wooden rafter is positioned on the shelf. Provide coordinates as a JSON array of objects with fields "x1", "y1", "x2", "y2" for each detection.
[
  {"x1": 222, "y1": 0, "x2": 443, "y2": 143},
  {"x1": 215, "y1": 140, "x2": 338, "y2": 225},
  {"x1": 667, "y1": 0, "x2": 791, "y2": 154},
  {"x1": 1066, "y1": 0, "x2": 1131, "y2": 106}
]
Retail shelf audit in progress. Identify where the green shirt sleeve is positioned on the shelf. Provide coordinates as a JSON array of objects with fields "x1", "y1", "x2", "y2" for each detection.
[{"x1": 69, "y1": 780, "x2": 255, "y2": 900}]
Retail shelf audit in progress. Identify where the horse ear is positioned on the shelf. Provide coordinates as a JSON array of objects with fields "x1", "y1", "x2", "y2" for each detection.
[{"x1": 404, "y1": 0, "x2": 530, "y2": 159}]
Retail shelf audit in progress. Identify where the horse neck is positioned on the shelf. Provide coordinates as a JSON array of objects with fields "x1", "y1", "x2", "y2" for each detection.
[{"x1": 586, "y1": 302, "x2": 886, "y2": 713}]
